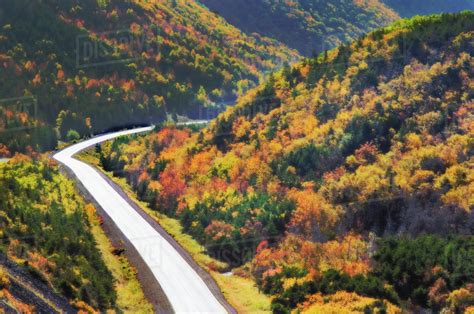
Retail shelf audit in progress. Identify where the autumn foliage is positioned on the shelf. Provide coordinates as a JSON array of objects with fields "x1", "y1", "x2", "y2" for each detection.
[
  {"x1": 0, "y1": 156, "x2": 116, "y2": 311},
  {"x1": 98, "y1": 12, "x2": 473, "y2": 312},
  {"x1": 0, "y1": 0, "x2": 298, "y2": 153}
]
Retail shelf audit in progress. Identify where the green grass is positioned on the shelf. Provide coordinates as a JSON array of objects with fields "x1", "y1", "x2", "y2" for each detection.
[
  {"x1": 213, "y1": 273, "x2": 272, "y2": 313},
  {"x1": 88, "y1": 208, "x2": 154, "y2": 313}
]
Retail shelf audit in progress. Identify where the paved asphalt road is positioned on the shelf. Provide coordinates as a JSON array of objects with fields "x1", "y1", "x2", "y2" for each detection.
[{"x1": 54, "y1": 127, "x2": 227, "y2": 314}]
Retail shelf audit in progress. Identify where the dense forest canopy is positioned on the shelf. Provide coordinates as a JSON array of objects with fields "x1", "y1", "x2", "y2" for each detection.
[
  {"x1": 100, "y1": 12, "x2": 474, "y2": 313},
  {"x1": 0, "y1": 0, "x2": 299, "y2": 155}
]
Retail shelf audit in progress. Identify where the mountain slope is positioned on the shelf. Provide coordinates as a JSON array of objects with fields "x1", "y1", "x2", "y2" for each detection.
[
  {"x1": 0, "y1": 156, "x2": 117, "y2": 311},
  {"x1": 100, "y1": 12, "x2": 474, "y2": 312},
  {"x1": 0, "y1": 0, "x2": 298, "y2": 154},
  {"x1": 199, "y1": 0, "x2": 399, "y2": 56},
  {"x1": 0, "y1": 252, "x2": 75, "y2": 313},
  {"x1": 382, "y1": 0, "x2": 474, "y2": 17}
]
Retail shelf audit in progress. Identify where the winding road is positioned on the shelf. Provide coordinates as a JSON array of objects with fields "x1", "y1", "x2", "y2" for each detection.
[{"x1": 54, "y1": 127, "x2": 227, "y2": 314}]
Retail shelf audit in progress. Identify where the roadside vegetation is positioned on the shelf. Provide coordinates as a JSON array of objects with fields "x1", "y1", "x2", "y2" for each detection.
[
  {"x1": 0, "y1": 155, "x2": 115, "y2": 310},
  {"x1": 0, "y1": 155, "x2": 153, "y2": 312},
  {"x1": 86, "y1": 203, "x2": 154, "y2": 313}
]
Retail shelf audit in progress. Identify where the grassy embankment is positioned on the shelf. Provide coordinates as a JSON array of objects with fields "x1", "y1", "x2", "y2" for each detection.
[{"x1": 86, "y1": 209, "x2": 154, "y2": 313}]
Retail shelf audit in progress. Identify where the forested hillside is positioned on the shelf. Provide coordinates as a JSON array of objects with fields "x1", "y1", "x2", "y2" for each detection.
[
  {"x1": 199, "y1": 0, "x2": 399, "y2": 56},
  {"x1": 199, "y1": 0, "x2": 474, "y2": 58},
  {"x1": 382, "y1": 0, "x2": 474, "y2": 17},
  {"x1": 0, "y1": 0, "x2": 298, "y2": 155},
  {"x1": 99, "y1": 12, "x2": 474, "y2": 313},
  {"x1": 0, "y1": 156, "x2": 116, "y2": 311}
]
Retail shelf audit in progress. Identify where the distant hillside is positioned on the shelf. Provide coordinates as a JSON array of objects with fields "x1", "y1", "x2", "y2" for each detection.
[
  {"x1": 0, "y1": 0, "x2": 298, "y2": 154},
  {"x1": 101, "y1": 12, "x2": 474, "y2": 313},
  {"x1": 199, "y1": 0, "x2": 399, "y2": 56},
  {"x1": 383, "y1": 0, "x2": 474, "y2": 17}
]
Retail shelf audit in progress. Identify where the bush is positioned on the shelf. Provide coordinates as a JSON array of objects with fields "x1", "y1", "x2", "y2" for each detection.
[
  {"x1": 270, "y1": 269, "x2": 399, "y2": 312},
  {"x1": 66, "y1": 129, "x2": 81, "y2": 142},
  {"x1": 0, "y1": 267, "x2": 10, "y2": 288}
]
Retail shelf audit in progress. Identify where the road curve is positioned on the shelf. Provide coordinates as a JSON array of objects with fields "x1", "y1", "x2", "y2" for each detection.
[{"x1": 54, "y1": 127, "x2": 227, "y2": 314}]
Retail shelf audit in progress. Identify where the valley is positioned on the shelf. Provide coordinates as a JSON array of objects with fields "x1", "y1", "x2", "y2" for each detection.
[{"x1": 0, "y1": 1, "x2": 473, "y2": 313}]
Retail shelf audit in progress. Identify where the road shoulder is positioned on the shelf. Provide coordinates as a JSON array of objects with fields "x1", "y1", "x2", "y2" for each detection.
[{"x1": 58, "y1": 164, "x2": 174, "y2": 313}]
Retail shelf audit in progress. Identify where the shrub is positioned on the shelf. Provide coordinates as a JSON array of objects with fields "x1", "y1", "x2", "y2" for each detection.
[
  {"x1": 66, "y1": 129, "x2": 81, "y2": 142},
  {"x1": 0, "y1": 267, "x2": 10, "y2": 288}
]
